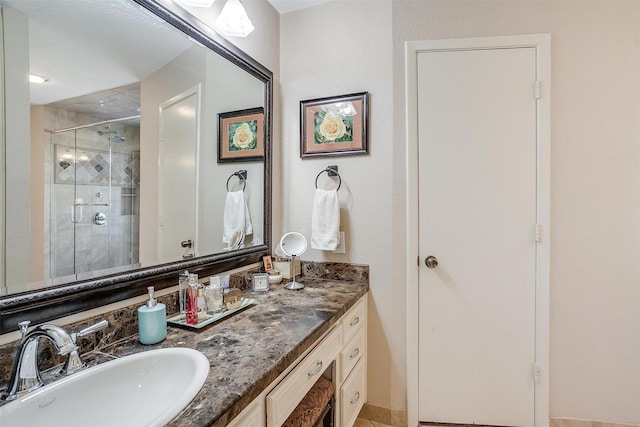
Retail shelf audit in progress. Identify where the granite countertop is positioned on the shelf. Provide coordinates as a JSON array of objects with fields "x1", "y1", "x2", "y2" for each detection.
[{"x1": 101, "y1": 276, "x2": 368, "y2": 427}]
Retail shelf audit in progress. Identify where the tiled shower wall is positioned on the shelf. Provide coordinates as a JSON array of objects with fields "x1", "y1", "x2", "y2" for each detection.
[{"x1": 45, "y1": 121, "x2": 140, "y2": 282}]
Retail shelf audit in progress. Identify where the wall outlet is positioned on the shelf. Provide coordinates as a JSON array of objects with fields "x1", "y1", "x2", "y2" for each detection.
[{"x1": 333, "y1": 231, "x2": 346, "y2": 254}]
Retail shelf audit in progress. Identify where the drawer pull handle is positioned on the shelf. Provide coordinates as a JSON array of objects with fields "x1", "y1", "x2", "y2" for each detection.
[
  {"x1": 307, "y1": 361, "x2": 323, "y2": 377},
  {"x1": 349, "y1": 316, "x2": 360, "y2": 327},
  {"x1": 350, "y1": 348, "x2": 360, "y2": 359},
  {"x1": 350, "y1": 391, "x2": 360, "y2": 404}
]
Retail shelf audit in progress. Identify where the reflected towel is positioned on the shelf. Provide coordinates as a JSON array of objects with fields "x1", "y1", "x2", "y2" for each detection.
[
  {"x1": 310, "y1": 189, "x2": 340, "y2": 251},
  {"x1": 223, "y1": 191, "x2": 253, "y2": 244}
]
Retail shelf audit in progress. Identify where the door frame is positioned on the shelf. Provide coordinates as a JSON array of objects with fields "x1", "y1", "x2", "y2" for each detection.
[{"x1": 405, "y1": 34, "x2": 551, "y2": 427}]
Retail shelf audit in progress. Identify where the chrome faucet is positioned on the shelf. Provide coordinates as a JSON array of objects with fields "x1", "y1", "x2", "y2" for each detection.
[
  {"x1": 1, "y1": 321, "x2": 77, "y2": 401},
  {"x1": 1, "y1": 319, "x2": 109, "y2": 401}
]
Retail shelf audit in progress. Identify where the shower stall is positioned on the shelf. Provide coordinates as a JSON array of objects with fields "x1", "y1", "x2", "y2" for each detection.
[{"x1": 47, "y1": 118, "x2": 140, "y2": 283}]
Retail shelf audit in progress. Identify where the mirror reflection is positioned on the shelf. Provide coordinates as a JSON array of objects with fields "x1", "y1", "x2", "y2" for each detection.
[{"x1": 1, "y1": 0, "x2": 266, "y2": 296}]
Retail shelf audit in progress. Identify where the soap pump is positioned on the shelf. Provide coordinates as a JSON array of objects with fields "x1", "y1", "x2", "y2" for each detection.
[{"x1": 137, "y1": 286, "x2": 167, "y2": 345}]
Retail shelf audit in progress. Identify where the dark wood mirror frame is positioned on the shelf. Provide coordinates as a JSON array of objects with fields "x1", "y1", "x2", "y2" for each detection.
[{"x1": 0, "y1": 0, "x2": 273, "y2": 334}]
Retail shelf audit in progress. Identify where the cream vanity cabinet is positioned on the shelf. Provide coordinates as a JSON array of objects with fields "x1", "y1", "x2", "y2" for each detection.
[
  {"x1": 336, "y1": 297, "x2": 367, "y2": 427},
  {"x1": 227, "y1": 398, "x2": 266, "y2": 427},
  {"x1": 228, "y1": 296, "x2": 367, "y2": 427}
]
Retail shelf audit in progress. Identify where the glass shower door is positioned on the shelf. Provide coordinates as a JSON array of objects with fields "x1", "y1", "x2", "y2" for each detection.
[
  {"x1": 74, "y1": 124, "x2": 113, "y2": 278},
  {"x1": 49, "y1": 121, "x2": 139, "y2": 283}
]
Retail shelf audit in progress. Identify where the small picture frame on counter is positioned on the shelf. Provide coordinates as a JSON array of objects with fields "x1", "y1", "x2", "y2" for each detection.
[
  {"x1": 252, "y1": 273, "x2": 270, "y2": 292},
  {"x1": 262, "y1": 255, "x2": 273, "y2": 272}
]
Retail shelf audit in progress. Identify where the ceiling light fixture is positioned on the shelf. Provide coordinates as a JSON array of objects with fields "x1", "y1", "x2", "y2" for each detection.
[
  {"x1": 29, "y1": 74, "x2": 48, "y2": 84},
  {"x1": 215, "y1": 0, "x2": 254, "y2": 37},
  {"x1": 176, "y1": 0, "x2": 216, "y2": 7}
]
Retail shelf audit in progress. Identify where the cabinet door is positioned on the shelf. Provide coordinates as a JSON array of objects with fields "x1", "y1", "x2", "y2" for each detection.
[{"x1": 340, "y1": 359, "x2": 366, "y2": 427}]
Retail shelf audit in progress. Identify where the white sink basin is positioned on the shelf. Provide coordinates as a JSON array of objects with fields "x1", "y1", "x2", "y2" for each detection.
[{"x1": 0, "y1": 347, "x2": 210, "y2": 427}]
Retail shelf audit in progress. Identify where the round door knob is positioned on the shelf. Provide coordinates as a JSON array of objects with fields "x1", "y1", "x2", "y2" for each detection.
[{"x1": 425, "y1": 256, "x2": 438, "y2": 269}]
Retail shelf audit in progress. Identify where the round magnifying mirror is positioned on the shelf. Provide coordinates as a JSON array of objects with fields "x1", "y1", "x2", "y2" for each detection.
[
  {"x1": 279, "y1": 232, "x2": 307, "y2": 257},
  {"x1": 279, "y1": 232, "x2": 307, "y2": 290}
]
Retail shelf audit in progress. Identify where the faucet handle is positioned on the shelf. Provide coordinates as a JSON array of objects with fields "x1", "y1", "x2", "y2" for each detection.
[
  {"x1": 70, "y1": 320, "x2": 109, "y2": 343},
  {"x1": 61, "y1": 320, "x2": 109, "y2": 376},
  {"x1": 76, "y1": 320, "x2": 109, "y2": 339},
  {"x1": 18, "y1": 321, "x2": 31, "y2": 339}
]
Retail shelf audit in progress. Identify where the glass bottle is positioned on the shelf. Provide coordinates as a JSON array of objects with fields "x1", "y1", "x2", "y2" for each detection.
[
  {"x1": 197, "y1": 287, "x2": 207, "y2": 319},
  {"x1": 178, "y1": 270, "x2": 189, "y2": 319},
  {"x1": 186, "y1": 273, "x2": 199, "y2": 325},
  {"x1": 204, "y1": 276, "x2": 224, "y2": 314}
]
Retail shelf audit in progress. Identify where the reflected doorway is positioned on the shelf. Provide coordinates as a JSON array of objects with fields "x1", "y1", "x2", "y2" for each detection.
[{"x1": 158, "y1": 85, "x2": 201, "y2": 263}]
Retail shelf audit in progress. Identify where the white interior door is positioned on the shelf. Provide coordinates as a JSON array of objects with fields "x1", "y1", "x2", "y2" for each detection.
[
  {"x1": 158, "y1": 86, "x2": 200, "y2": 263},
  {"x1": 417, "y1": 46, "x2": 538, "y2": 426}
]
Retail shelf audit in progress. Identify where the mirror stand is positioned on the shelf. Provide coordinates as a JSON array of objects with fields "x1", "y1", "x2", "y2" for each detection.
[{"x1": 284, "y1": 254, "x2": 304, "y2": 290}]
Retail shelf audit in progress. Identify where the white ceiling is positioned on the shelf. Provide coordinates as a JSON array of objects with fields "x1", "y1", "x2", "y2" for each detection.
[
  {"x1": 3, "y1": 0, "x2": 192, "y2": 106},
  {"x1": 265, "y1": 0, "x2": 330, "y2": 14}
]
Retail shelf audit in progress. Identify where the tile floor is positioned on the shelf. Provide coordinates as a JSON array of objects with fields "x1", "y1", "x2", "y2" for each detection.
[
  {"x1": 354, "y1": 418, "x2": 394, "y2": 427},
  {"x1": 355, "y1": 420, "x2": 455, "y2": 427}
]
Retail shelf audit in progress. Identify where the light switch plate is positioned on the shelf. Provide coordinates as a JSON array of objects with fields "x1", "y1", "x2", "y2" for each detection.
[{"x1": 333, "y1": 231, "x2": 346, "y2": 253}]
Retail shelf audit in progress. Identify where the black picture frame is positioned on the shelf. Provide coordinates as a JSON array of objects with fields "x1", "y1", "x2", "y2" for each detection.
[
  {"x1": 300, "y1": 92, "x2": 369, "y2": 158},
  {"x1": 218, "y1": 107, "x2": 265, "y2": 163}
]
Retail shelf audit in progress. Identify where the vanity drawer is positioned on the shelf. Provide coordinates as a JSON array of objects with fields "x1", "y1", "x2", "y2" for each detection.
[
  {"x1": 340, "y1": 359, "x2": 366, "y2": 427},
  {"x1": 339, "y1": 328, "x2": 365, "y2": 383},
  {"x1": 266, "y1": 325, "x2": 342, "y2": 427},
  {"x1": 342, "y1": 298, "x2": 365, "y2": 344}
]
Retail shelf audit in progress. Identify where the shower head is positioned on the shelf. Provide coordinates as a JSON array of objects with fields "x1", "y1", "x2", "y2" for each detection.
[{"x1": 97, "y1": 130, "x2": 126, "y2": 143}]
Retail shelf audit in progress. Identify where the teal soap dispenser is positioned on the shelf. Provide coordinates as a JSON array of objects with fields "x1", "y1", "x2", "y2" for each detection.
[{"x1": 138, "y1": 286, "x2": 167, "y2": 345}]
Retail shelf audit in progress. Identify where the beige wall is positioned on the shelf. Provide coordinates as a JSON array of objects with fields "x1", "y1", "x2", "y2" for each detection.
[
  {"x1": 139, "y1": 45, "x2": 265, "y2": 264},
  {"x1": 280, "y1": 0, "x2": 398, "y2": 411},
  {"x1": 393, "y1": 1, "x2": 640, "y2": 424},
  {"x1": 3, "y1": 7, "x2": 31, "y2": 290},
  {"x1": 174, "y1": 0, "x2": 640, "y2": 424},
  {"x1": 29, "y1": 106, "x2": 45, "y2": 284},
  {"x1": 183, "y1": 0, "x2": 283, "y2": 245},
  {"x1": 4, "y1": 0, "x2": 638, "y2": 422}
]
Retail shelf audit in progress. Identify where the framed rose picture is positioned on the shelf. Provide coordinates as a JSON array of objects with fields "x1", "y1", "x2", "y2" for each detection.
[
  {"x1": 300, "y1": 92, "x2": 369, "y2": 158},
  {"x1": 218, "y1": 107, "x2": 264, "y2": 163}
]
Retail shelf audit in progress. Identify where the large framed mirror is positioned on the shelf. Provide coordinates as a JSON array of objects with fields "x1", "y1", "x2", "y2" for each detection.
[{"x1": 0, "y1": 0, "x2": 272, "y2": 333}]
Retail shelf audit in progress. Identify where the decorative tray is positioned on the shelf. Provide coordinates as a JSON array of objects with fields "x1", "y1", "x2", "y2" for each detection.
[{"x1": 167, "y1": 297, "x2": 256, "y2": 330}]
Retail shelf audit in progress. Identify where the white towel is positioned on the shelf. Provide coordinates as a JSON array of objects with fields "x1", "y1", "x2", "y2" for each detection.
[
  {"x1": 310, "y1": 189, "x2": 340, "y2": 250},
  {"x1": 222, "y1": 191, "x2": 253, "y2": 244}
]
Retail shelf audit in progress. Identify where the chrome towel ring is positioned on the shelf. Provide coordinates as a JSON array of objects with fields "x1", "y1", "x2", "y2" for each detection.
[
  {"x1": 315, "y1": 166, "x2": 341, "y2": 191},
  {"x1": 226, "y1": 170, "x2": 247, "y2": 192}
]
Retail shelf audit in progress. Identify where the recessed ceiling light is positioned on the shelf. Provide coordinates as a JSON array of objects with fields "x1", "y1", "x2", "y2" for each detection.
[{"x1": 29, "y1": 74, "x2": 48, "y2": 84}]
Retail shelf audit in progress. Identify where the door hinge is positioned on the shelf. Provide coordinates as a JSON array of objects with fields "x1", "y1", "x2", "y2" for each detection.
[
  {"x1": 417, "y1": 255, "x2": 420, "y2": 267},
  {"x1": 535, "y1": 223, "x2": 542, "y2": 243},
  {"x1": 534, "y1": 81, "x2": 542, "y2": 99},
  {"x1": 534, "y1": 363, "x2": 541, "y2": 384}
]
